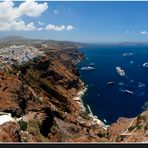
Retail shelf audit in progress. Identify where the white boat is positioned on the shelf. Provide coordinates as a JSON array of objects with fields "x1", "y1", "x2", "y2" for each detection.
[
  {"x1": 116, "y1": 67, "x2": 125, "y2": 76},
  {"x1": 107, "y1": 81, "x2": 115, "y2": 85},
  {"x1": 123, "y1": 52, "x2": 134, "y2": 57},
  {"x1": 119, "y1": 88, "x2": 134, "y2": 94},
  {"x1": 124, "y1": 89, "x2": 134, "y2": 94},
  {"x1": 143, "y1": 62, "x2": 148, "y2": 67},
  {"x1": 81, "y1": 66, "x2": 95, "y2": 71},
  {"x1": 103, "y1": 119, "x2": 107, "y2": 123}
]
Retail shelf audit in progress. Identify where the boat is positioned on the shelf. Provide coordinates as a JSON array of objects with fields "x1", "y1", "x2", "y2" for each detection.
[
  {"x1": 118, "y1": 82, "x2": 124, "y2": 86},
  {"x1": 81, "y1": 66, "x2": 95, "y2": 71},
  {"x1": 124, "y1": 89, "x2": 134, "y2": 94},
  {"x1": 107, "y1": 81, "x2": 115, "y2": 85},
  {"x1": 123, "y1": 52, "x2": 134, "y2": 57},
  {"x1": 143, "y1": 62, "x2": 148, "y2": 67},
  {"x1": 89, "y1": 63, "x2": 95, "y2": 66},
  {"x1": 103, "y1": 119, "x2": 107, "y2": 123},
  {"x1": 116, "y1": 67, "x2": 125, "y2": 76}
]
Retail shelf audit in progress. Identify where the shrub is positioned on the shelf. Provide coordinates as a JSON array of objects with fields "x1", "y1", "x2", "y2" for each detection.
[
  {"x1": 18, "y1": 120, "x2": 27, "y2": 131},
  {"x1": 27, "y1": 119, "x2": 50, "y2": 142},
  {"x1": 136, "y1": 124, "x2": 142, "y2": 130}
]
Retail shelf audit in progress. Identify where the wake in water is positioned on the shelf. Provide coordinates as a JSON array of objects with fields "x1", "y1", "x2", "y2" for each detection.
[{"x1": 118, "y1": 76, "x2": 146, "y2": 97}]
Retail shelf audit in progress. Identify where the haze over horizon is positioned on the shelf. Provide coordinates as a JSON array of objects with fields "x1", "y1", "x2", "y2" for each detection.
[{"x1": 0, "y1": 0, "x2": 148, "y2": 43}]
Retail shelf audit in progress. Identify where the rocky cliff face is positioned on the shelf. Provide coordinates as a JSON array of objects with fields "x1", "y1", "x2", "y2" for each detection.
[
  {"x1": 0, "y1": 42, "x2": 147, "y2": 143},
  {"x1": 0, "y1": 44, "x2": 108, "y2": 142}
]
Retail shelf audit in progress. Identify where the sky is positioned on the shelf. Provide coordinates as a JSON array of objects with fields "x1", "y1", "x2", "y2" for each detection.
[{"x1": 0, "y1": 0, "x2": 148, "y2": 43}]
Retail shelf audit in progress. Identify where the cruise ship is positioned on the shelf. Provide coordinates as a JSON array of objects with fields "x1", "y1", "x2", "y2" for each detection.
[{"x1": 116, "y1": 67, "x2": 125, "y2": 76}]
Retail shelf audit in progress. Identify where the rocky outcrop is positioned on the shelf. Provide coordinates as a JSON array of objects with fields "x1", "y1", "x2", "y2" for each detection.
[
  {"x1": 107, "y1": 111, "x2": 148, "y2": 142},
  {"x1": 0, "y1": 72, "x2": 23, "y2": 117},
  {"x1": 0, "y1": 122, "x2": 36, "y2": 142}
]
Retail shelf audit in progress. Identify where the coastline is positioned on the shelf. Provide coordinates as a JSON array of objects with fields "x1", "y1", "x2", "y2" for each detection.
[
  {"x1": 73, "y1": 85, "x2": 87, "y2": 112},
  {"x1": 73, "y1": 84, "x2": 110, "y2": 130},
  {"x1": 75, "y1": 52, "x2": 110, "y2": 130}
]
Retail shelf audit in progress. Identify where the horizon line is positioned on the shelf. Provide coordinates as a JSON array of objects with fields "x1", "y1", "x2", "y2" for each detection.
[{"x1": 1, "y1": 35, "x2": 148, "y2": 44}]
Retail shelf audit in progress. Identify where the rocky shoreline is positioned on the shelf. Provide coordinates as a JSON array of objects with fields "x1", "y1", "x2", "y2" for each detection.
[{"x1": 73, "y1": 86, "x2": 109, "y2": 130}]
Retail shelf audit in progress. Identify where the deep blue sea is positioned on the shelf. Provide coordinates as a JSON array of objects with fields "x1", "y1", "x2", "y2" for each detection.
[{"x1": 77, "y1": 44, "x2": 148, "y2": 124}]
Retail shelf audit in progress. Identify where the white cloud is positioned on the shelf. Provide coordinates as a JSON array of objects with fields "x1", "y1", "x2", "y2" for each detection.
[
  {"x1": 140, "y1": 31, "x2": 147, "y2": 35},
  {"x1": 37, "y1": 27, "x2": 44, "y2": 31},
  {"x1": 38, "y1": 21, "x2": 44, "y2": 26},
  {"x1": 66, "y1": 25, "x2": 74, "y2": 31},
  {"x1": 24, "y1": 22, "x2": 36, "y2": 31},
  {"x1": 45, "y1": 24, "x2": 75, "y2": 31},
  {"x1": 46, "y1": 24, "x2": 65, "y2": 31},
  {"x1": 0, "y1": 0, "x2": 48, "y2": 31},
  {"x1": 54, "y1": 9, "x2": 59, "y2": 14},
  {"x1": 0, "y1": 0, "x2": 74, "y2": 32},
  {"x1": 18, "y1": 0, "x2": 48, "y2": 17}
]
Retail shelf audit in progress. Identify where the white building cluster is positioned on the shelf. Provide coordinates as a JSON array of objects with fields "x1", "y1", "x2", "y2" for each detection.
[{"x1": 0, "y1": 45, "x2": 45, "y2": 66}]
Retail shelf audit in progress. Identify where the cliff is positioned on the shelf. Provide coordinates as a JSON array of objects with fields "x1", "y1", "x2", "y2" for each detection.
[
  {"x1": 0, "y1": 42, "x2": 108, "y2": 142},
  {"x1": 0, "y1": 40, "x2": 147, "y2": 143}
]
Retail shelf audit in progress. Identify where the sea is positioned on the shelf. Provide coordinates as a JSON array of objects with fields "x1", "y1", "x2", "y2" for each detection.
[{"x1": 77, "y1": 44, "x2": 148, "y2": 124}]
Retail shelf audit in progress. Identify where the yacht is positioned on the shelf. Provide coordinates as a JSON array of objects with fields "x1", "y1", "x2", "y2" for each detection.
[
  {"x1": 124, "y1": 89, "x2": 134, "y2": 94},
  {"x1": 143, "y1": 62, "x2": 148, "y2": 67},
  {"x1": 107, "y1": 81, "x2": 115, "y2": 85},
  {"x1": 116, "y1": 67, "x2": 125, "y2": 76},
  {"x1": 81, "y1": 66, "x2": 95, "y2": 71}
]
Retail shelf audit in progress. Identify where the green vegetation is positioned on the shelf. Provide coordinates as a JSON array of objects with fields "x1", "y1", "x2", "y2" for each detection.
[
  {"x1": 19, "y1": 73, "x2": 25, "y2": 82},
  {"x1": 27, "y1": 119, "x2": 40, "y2": 130},
  {"x1": 80, "y1": 111, "x2": 89, "y2": 120},
  {"x1": 26, "y1": 68, "x2": 40, "y2": 85},
  {"x1": 136, "y1": 124, "x2": 142, "y2": 130},
  {"x1": 27, "y1": 119, "x2": 49, "y2": 142},
  {"x1": 128, "y1": 122, "x2": 143, "y2": 132},
  {"x1": 18, "y1": 120, "x2": 28, "y2": 131}
]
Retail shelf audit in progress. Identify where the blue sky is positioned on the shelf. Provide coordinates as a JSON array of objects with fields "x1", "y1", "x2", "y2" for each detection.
[{"x1": 0, "y1": 1, "x2": 148, "y2": 43}]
